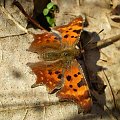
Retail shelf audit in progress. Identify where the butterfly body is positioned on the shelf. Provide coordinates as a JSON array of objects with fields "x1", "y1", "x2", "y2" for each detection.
[
  {"x1": 42, "y1": 47, "x2": 79, "y2": 62},
  {"x1": 28, "y1": 16, "x2": 92, "y2": 112}
]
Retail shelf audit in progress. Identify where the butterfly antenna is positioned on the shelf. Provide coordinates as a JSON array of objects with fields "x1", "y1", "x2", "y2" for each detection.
[
  {"x1": 98, "y1": 29, "x2": 104, "y2": 34},
  {"x1": 83, "y1": 29, "x2": 104, "y2": 48}
]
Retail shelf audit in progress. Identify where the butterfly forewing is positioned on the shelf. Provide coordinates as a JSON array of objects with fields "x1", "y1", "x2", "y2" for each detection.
[
  {"x1": 54, "y1": 16, "x2": 83, "y2": 46},
  {"x1": 28, "y1": 32, "x2": 61, "y2": 53}
]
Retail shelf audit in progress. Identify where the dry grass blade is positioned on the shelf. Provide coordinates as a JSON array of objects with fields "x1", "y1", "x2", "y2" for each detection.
[
  {"x1": 103, "y1": 70, "x2": 118, "y2": 111},
  {"x1": 0, "y1": 6, "x2": 28, "y2": 33}
]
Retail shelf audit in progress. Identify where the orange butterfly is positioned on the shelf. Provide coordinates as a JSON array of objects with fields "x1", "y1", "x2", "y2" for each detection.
[{"x1": 27, "y1": 16, "x2": 92, "y2": 112}]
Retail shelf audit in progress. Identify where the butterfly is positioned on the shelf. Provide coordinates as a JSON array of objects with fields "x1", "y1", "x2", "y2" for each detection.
[{"x1": 27, "y1": 16, "x2": 92, "y2": 112}]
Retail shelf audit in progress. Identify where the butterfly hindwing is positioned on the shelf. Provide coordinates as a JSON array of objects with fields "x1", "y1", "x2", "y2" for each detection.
[
  {"x1": 57, "y1": 60, "x2": 92, "y2": 112},
  {"x1": 27, "y1": 61, "x2": 64, "y2": 93}
]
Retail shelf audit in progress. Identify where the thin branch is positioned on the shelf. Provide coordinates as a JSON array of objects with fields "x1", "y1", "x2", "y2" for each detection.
[
  {"x1": 104, "y1": 105, "x2": 118, "y2": 120},
  {"x1": 3, "y1": 0, "x2": 5, "y2": 7},
  {"x1": 12, "y1": 0, "x2": 48, "y2": 31},
  {"x1": 86, "y1": 33, "x2": 120, "y2": 50},
  {"x1": 0, "y1": 33, "x2": 27, "y2": 39}
]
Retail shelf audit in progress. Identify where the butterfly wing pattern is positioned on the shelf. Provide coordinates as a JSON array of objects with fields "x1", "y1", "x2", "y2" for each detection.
[
  {"x1": 57, "y1": 60, "x2": 92, "y2": 112},
  {"x1": 28, "y1": 16, "x2": 92, "y2": 112},
  {"x1": 28, "y1": 61, "x2": 63, "y2": 93}
]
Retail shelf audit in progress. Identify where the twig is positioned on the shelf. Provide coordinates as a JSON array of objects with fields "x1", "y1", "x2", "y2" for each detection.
[
  {"x1": 104, "y1": 105, "x2": 118, "y2": 120},
  {"x1": 87, "y1": 33, "x2": 120, "y2": 50},
  {"x1": 0, "y1": 6, "x2": 28, "y2": 33},
  {"x1": 22, "y1": 109, "x2": 28, "y2": 120},
  {"x1": 3, "y1": 0, "x2": 5, "y2": 7},
  {"x1": 0, "y1": 33, "x2": 27, "y2": 39},
  {"x1": 12, "y1": 0, "x2": 48, "y2": 31}
]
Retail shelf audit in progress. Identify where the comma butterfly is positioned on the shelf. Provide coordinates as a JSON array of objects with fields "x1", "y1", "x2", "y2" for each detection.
[{"x1": 27, "y1": 16, "x2": 92, "y2": 112}]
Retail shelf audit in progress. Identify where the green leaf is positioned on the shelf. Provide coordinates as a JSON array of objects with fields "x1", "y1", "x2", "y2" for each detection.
[
  {"x1": 46, "y1": 16, "x2": 55, "y2": 27},
  {"x1": 43, "y1": 8, "x2": 49, "y2": 16},
  {"x1": 51, "y1": 23, "x2": 55, "y2": 27},
  {"x1": 47, "y1": 2, "x2": 55, "y2": 10},
  {"x1": 52, "y1": 5, "x2": 57, "y2": 10}
]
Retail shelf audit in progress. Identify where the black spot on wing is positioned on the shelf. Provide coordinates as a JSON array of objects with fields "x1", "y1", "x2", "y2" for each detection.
[
  {"x1": 46, "y1": 40, "x2": 50, "y2": 42},
  {"x1": 64, "y1": 34, "x2": 68, "y2": 38},
  {"x1": 73, "y1": 29, "x2": 81, "y2": 34},
  {"x1": 73, "y1": 88, "x2": 77, "y2": 92},
  {"x1": 71, "y1": 36, "x2": 74, "y2": 38},
  {"x1": 69, "y1": 85, "x2": 73, "y2": 88},
  {"x1": 54, "y1": 37, "x2": 57, "y2": 39},
  {"x1": 58, "y1": 74, "x2": 63, "y2": 79},
  {"x1": 74, "y1": 74, "x2": 78, "y2": 77},
  {"x1": 69, "y1": 28, "x2": 72, "y2": 30},
  {"x1": 66, "y1": 75, "x2": 71, "y2": 81},
  {"x1": 78, "y1": 72, "x2": 81, "y2": 75},
  {"x1": 48, "y1": 70, "x2": 52, "y2": 75},
  {"x1": 55, "y1": 71, "x2": 60, "y2": 74},
  {"x1": 77, "y1": 78, "x2": 86, "y2": 88}
]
